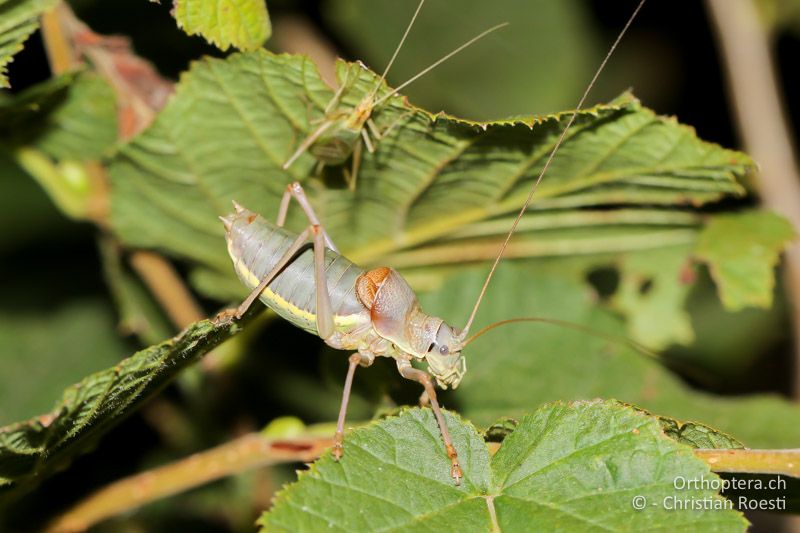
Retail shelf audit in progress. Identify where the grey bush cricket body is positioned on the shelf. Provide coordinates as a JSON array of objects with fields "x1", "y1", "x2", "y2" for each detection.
[
  {"x1": 281, "y1": 0, "x2": 507, "y2": 190},
  {"x1": 223, "y1": 0, "x2": 647, "y2": 485}
]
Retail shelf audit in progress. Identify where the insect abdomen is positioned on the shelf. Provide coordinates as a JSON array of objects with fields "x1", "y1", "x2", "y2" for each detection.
[
  {"x1": 310, "y1": 127, "x2": 359, "y2": 165},
  {"x1": 223, "y1": 209, "x2": 367, "y2": 336}
]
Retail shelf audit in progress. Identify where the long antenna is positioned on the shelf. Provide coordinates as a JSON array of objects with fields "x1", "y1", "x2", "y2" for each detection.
[
  {"x1": 374, "y1": 22, "x2": 509, "y2": 107},
  {"x1": 371, "y1": 0, "x2": 426, "y2": 97},
  {"x1": 463, "y1": 317, "x2": 660, "y2": 361},
  {"x1": 461, "y1": 0, "x2": 647, "y2": 336}
]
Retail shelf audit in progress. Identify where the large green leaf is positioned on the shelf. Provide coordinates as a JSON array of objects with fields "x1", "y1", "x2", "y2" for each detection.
[
  {"x1": 109, "y1": 50, "x2": 749, "y2": 289},
  {"x1": 418, "y1": 262, "x2": 800, "y2": 448},
  {"x1": 0, "y1": 71, "x2": 117, "y2": 160},
  {"x1": 0, "y1": 0, "x2": 58, "y2": 88},
  {"x1": 0, "y1": 312, "x2": 242, "y2": 497},
  {"x1": 172, "y1": 0, "x2": 271, "y2": 51},
  {"x1": 259, "y1": 402, "x2": 746, "y2": 532}
]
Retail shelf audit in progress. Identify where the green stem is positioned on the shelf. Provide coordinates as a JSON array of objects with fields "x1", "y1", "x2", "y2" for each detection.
[{"x1": 13, "y1": 148, "x2": 91, "y2": 220}]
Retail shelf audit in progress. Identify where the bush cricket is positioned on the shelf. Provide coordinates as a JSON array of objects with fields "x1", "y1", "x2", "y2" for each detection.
[
  {"x1": 281, "y1": 0, "x2": 507, "y2": 190},
  {"x1": 222, "y1": 0, "x2": 647, "y2": 485}
]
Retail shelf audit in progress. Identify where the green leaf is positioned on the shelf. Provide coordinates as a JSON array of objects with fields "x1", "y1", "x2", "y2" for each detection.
[
  {"x1": 658, "y1": 420, "x2": 744, "y2": 450},
  {"x1": 0, "y1": 312, "x2": 242, "y2": 496},
  {"x1": 172, "y1": 0, "x2": 271, "y2": 51},
  {"x1": 694, "y1": 211, "x2": 795, "y2": 311},
  {"x1": 669, "y1": 273, "x2": 787, "y2": 378},
  {"x1": 0, "y1": 71, "x2": 118, "y2": 160},
  {"x1": 259, "y1": 402, "x2": 746, "y2": 532},
  {"x1": 0, "y1": 0, "x2": 58, "y2": 88},
  {"x1": 419, "y1": 263, "x2": 800, "y2": 448},
  {"x1": 0, "y1": 72, "x2": 75, "y2": 131},
  {"x1": 109, "y1": 51, "x2": 749, "y2": 289},
  {"x1": 1, "y1": 72, "x2": 118, "y2": 219},
  {"x1": 620, "y1": 404, "x2": 745, "y2": 449},
  {"x1": 611, "y1": 245, "x2": 696, "y2": 349}
]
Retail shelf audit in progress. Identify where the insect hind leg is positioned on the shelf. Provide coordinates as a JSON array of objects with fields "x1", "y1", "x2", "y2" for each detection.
[
  {"x1": 233, "y1": 221, "x2": 337, "y2": 340},
  {"x1": 277, "y1": 182, "x2": 338, "y2": 252}
]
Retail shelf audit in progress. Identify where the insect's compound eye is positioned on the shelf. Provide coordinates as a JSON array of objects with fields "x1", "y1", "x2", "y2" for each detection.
[{"x1": 439, "y1": 345, "x2": 449, "y2": 355}]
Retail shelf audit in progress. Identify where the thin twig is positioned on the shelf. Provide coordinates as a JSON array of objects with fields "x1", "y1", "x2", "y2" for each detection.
[
  {"x1": 40, "y1": 6, "x2": 77, "y2": 75},
  {"x1": 129, "y1": 251, "x2": 205, "y2": 328},
  {"x1": 694, "y1": 448, "x2": 800, "y2": 477},
  {"x1": 45, "y1": 432, "x2": 334, "y2": 533},
  {"x1": 705, "y1": 0, "x2": 800, "y2": 398}
]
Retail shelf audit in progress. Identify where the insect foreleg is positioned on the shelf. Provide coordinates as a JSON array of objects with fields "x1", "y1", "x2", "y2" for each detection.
[
  {"x1": 283, "y1": 120, "x2": 335, "y2": 170},
  {"x1": 360, "y1": 128, "x2": 375, "y2": 153},
  {"x1": 346, "y1": 113, "x2": 413, "y2": 192},
  {"x1": 333, "y1": 351, "x2": 375, "y2": 460},
  {"x1": 277, "y1": 182, "x2": 337, "y2": 252},
  {"x1": 397, "y1": 359, "x2": 463, "y2": 485}
]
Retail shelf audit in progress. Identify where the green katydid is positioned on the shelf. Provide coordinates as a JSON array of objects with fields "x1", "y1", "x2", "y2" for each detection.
[{"x1": 282, "y1": 0, "x2": 508, "y2": 190}]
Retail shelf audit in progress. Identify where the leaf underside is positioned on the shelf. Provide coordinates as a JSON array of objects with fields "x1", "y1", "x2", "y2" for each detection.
[
  {"x1": 105, "y1": 49, "x2": 800, "y2": 449},
  {"x1": 0, "y1": 71, "x2": 118, "y2": 160},
  {"x1": 0, "y1": 315, "x2": 241, "y2": 497},
  {"x1": 109, "y1": 51, "x2": 751, "y2": 296}
]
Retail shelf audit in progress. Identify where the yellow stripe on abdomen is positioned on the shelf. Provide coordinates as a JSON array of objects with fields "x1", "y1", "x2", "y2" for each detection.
[{"x1": 232, "y1": 253, "x2": 364, "y2": 334}]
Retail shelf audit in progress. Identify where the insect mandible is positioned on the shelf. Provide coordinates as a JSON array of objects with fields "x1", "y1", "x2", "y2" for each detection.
[
  {"x1": 222, "y1": 0, "x2": 647, "y2": 485},
  {"x1": 281, "y1": 0, "x2": 507, "y2": 190}
]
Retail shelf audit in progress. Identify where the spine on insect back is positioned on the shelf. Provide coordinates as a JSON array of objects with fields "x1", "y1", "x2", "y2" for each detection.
[{"x1": 221, "y1": 209, "x2": 370, "y2": 339}]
